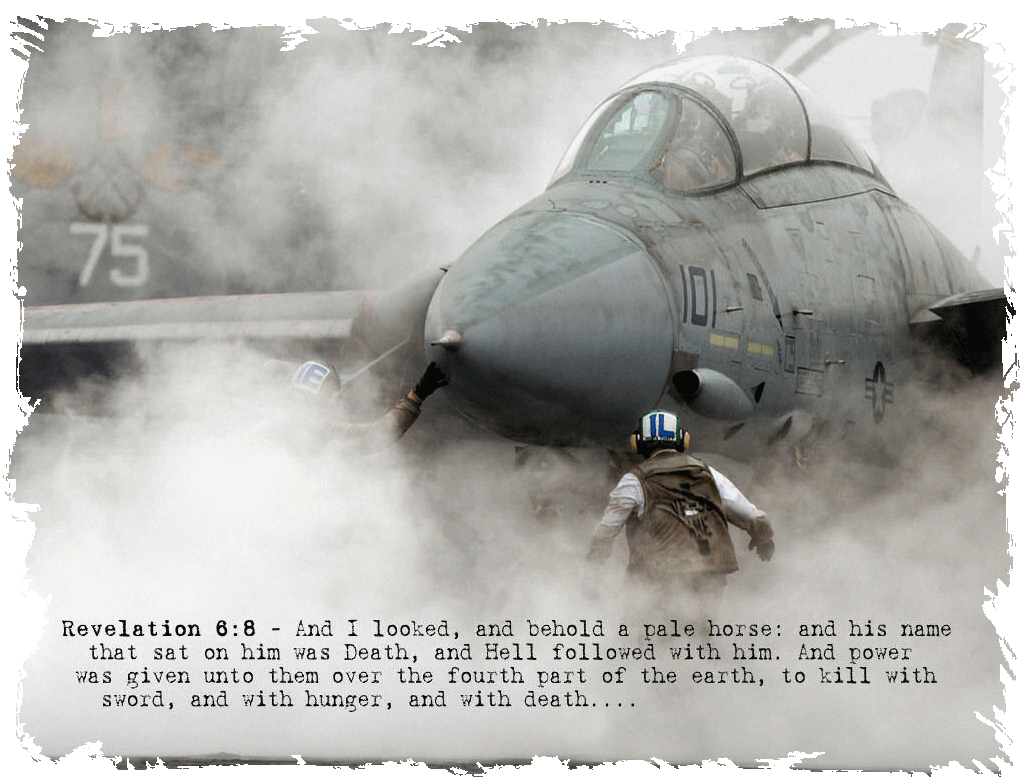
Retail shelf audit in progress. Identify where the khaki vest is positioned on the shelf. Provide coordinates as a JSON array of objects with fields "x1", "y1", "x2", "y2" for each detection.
[{"x1": 625, "y1": 451, "x2": 739, "y2": 576}]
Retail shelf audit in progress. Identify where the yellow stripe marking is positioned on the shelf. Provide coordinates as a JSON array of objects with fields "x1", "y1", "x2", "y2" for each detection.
[
  {"x1": 710, "y1": 333, "x2": 739, "y2": 349},
  {"x1": 746, "y1": 341, "x2": 776, "y2": 356}
]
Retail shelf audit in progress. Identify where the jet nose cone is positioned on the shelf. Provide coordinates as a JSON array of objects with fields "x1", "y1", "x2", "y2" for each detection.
[{"x1": 425, "y1": 212, "x2": 674, "y2": 444}]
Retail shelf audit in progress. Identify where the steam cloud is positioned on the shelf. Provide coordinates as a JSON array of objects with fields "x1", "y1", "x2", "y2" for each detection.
[{"x1": 11, "y1": 21, "x2": 1010, "y2": 770}]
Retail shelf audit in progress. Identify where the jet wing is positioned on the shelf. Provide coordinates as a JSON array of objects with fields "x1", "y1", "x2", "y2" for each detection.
[
  {"x1": 19, "y1": 291, "x2": 379, "y2": 408},
  {"x1": 22, "y1": 290, "x2": 371, "y2": 345},
  {"x1": 909, "y1": 287, "x2": 1011, "y2": 371}
]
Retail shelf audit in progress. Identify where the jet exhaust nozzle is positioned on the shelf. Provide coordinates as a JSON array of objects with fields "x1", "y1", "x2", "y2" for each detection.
[{"x1": 673, "y1": 368, "x2": 755, "y2": 421}]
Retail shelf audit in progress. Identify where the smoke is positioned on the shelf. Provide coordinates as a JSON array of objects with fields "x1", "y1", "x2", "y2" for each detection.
[
  {"x1": 12, "y1": 337, "x2": 1007, "y2": 765},
  {"x1": 687, "y1": 25, "x2": 1008, "y2": 288},
  {"x1": 11, "y1": 21, "x2": 1010, "y2": 771},
  {"x1": 17, "y1": 23, "x2": 1005, "y2": 293},
  {"x1": 14, "y1": 22, "x2": 679, "y2": 300}
]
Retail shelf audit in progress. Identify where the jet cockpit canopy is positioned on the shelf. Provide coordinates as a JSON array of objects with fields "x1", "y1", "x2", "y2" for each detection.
[{"x1": 550, "y1": 55, "x2": 877, "y2": 191}]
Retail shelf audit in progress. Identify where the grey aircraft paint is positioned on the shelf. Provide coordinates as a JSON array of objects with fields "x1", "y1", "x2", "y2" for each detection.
[
  {"x1": 420, "y1": 55, "x2": 1003, "y2": 456},
  {"x1": 21, "y1": 55, "x2": 1006, "y2": 461}
]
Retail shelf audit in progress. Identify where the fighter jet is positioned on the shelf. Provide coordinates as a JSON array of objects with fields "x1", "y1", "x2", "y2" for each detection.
[{"x1": 20, "y1": 54, "x2": 1008, "y2": 462}]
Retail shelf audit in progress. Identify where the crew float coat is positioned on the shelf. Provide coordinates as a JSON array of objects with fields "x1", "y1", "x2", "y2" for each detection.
[
  {"x1": 587, "y1": 449, "x2": 772, "y2": 577},
  {"x1": 627, "y1": 451, "x2": 738, "y2": 574}
]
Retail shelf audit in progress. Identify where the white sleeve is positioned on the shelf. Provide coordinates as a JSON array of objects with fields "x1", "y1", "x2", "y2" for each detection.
[
  {"x1": 585, "y1": 473, "x2": 644, "y2": 561},
  {"x1": 709, "y1": 466, "x2": 765, "y2": 532}
]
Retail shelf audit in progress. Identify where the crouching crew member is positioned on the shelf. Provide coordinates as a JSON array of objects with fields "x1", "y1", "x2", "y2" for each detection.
[{"x1": 292, "y1": 360, "x2": 449, "y2": 453}]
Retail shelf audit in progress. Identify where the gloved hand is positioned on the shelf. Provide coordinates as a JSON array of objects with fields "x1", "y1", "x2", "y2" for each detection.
[
  {"x1": 412, "y1": 362, "x2": 450, "y2": 401},
  {"x1": 748, "y1": 537, "x2": 775, "y2": 562},
  {"x1": 747, "y1": 515, "x2": 774, "y2": 562}
]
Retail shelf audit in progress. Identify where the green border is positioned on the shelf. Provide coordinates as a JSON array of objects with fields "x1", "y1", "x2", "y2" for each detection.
[{"x1": 4, "y1": 4, "x2": 1017, "y2": 779}]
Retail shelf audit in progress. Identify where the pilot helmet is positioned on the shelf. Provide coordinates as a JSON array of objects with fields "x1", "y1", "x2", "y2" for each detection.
[
  {"x1": 742, "y1": 83, "x2": 798, "y2": 136},
  {"x1": 291, "y1": 360, "x2": 342, "y2": 402},
  {"x1": 630, "y1": 410, "x2": 690, "y2": 455}
]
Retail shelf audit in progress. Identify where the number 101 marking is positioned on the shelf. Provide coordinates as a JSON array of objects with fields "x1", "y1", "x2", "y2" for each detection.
[{"x1": 69, "y1": 222, "x2": 150, "y2": 288}]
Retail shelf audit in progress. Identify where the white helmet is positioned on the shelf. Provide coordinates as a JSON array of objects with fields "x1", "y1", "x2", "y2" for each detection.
[
  {"x1": 630, "y1": 410, "x2": 690, "y2": 455},
  {"x1": 291, "y1": 360, "x2": 341, "y2": 400}
]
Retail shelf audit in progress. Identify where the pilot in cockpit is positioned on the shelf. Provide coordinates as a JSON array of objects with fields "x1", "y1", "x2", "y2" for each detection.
[
  {"x1": 651, "y1": 99, "x2": 734, "y2": 191},
  {"x1": 734, "y1": 83, "x2": 803, "y2": 169}
]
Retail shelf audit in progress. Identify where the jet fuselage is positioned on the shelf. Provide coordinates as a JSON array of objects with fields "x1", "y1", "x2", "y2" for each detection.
[{"x1": 422, "y1": 56, "x2": 991, "y2": 454}]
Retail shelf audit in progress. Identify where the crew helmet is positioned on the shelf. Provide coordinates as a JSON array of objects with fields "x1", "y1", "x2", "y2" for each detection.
[
  {"x1": 291, "y1": 360, "x2": 342, "y2": 401},
  {"x1": 630, "y1": 410, "x2": 690, "y2": 455}
]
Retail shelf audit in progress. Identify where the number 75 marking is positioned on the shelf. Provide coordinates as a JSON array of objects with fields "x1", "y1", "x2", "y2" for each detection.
[{"x1": 69, "y1": 222, "x2": 150, "y2": 288}]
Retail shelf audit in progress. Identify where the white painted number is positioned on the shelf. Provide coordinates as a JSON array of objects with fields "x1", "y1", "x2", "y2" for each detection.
[
  {"x1": 70, "y1": 222, "x2": 150, "y2": 288},
  {"x1": 109, "y1": 224, "x2": 149, "y2": 287},
  {"x1": 70, "y1": 222, "x2": 107, "y2": 287}
]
